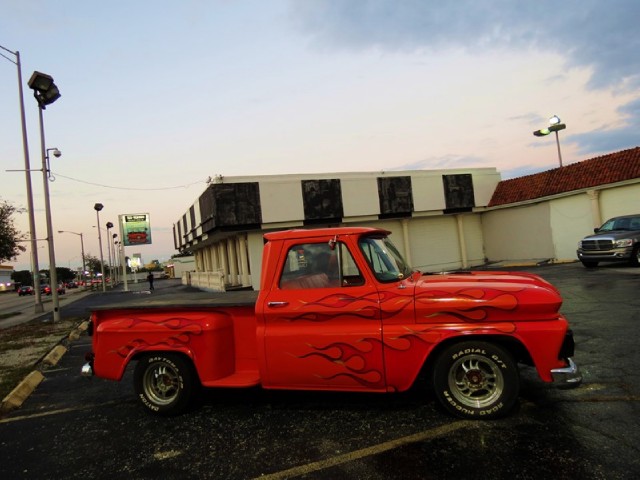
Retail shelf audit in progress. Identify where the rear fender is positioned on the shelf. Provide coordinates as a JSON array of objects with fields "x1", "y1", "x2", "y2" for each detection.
[{"x1": 92, "y1": 309, "x2": 236, "y2": 382}]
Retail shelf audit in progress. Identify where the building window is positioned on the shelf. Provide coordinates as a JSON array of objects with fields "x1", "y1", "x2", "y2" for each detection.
[
  {"x1": 377, "y1": 176, "x2": 413, "y2": 218},
  {"x1": 442, "y1": 174, "x2": 474, "y2": 213},
  {"x1": 301, "y1": 179, "x2": 344, "y2": 223}
]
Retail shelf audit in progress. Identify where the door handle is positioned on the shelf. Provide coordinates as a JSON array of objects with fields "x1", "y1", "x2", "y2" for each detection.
[{"x1": 267, "y1": 301, "x2": 289, "y2": 307}]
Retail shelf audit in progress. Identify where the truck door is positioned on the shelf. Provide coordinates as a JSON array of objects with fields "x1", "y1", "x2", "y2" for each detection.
[{"x1": 260, "y1": 239, "x2": 386, "y2": 391}]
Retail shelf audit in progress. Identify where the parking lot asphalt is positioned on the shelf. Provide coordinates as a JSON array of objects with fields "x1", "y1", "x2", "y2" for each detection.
[{"x1": 1, "y1": 264, "x2": 639, "y2": 479}]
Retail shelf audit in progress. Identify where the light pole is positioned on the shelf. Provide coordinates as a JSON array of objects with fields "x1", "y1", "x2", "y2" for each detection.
[
  {"x1": 533, "y1": 114, "x2": 567, "y2": 167},
  {"x1": 117, "y1": 238, "x2": 129, "y2": 292},
  {"x1": 112, "y1": 233, "x2": 119, "y2": 285},
  {"x1": 94, "y1": 203, "x2": 106, "y2": 292},
  {"x1": 58, "y1": 230, "x2": 86, "y2": 290},
  {"x1": 105, "y1": 222, "x2": 114, "y2": 287},
  {"x1": 0, "y1": 45, "x2": 43, "y2": 312},
  {"x1": 28, "y1": 71, "x2": 62, "y2": 322}
]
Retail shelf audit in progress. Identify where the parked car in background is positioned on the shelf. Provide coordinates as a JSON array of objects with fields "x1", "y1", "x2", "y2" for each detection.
[
  {"x1": 66, "y1": 281, "x2": 78, "y2": 289},
  {"x1": 41, "y1": 284, "x2": 66, "y2": 295},
  {"x1": 577, "y1": 214, "x2": 640, "y2": 267},
  {"x1": 18, "y1": 286, "x2": 35, "y2": 296}
]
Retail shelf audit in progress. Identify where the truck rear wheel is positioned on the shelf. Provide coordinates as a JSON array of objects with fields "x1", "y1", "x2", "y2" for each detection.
[
  {"x1": 134, "y1": 353, "x2": 196, "y2": 415},
  {"x1": 432, "y1": 341, "x2": 519, "y2": 419}
]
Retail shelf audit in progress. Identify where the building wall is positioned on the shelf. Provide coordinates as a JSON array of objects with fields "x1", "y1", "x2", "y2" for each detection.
[
  {"x1": 599, "y1": 183, "x2": 640, "y2": 223},
  {"x1": 483, "y1": 181, "x2": 640, "y2": 263},
  {"x1": 259, "y1": 179, "x2": 305, "y2": 225},
  {"x1": 406, "y1": 216, "x2": 469, "y2": 271},
  {"x1": 168, "y1": 256, "x2": 195, "y2": 278},
  {"x1": 549, "y1": 194, "x2": 593, "y2": 261},
  {"x1": 482, "y1": 203, "x2": 554, "y2": 262}
]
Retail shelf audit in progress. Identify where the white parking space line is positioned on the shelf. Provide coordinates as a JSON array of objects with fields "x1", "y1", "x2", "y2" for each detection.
[
  {"x1": 253, "y1": 420, "x2": 474, "y2": 480},
  {"x1": 0, "y1": 400, "x2": 123, "y2": 424}
]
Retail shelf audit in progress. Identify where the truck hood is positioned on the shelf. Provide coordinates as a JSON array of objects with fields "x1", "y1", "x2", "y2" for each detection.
[
  {"x1": 581, "y1": 229, "x2": 640, "y2": 241},
  {"x1": 412, "y1": 271, "x2": 563, "y2": 324}
]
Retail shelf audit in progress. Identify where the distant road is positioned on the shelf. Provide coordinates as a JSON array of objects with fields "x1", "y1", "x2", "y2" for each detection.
[{"x1": 0, "y1": 289, "x2": 86, "y2": 329}]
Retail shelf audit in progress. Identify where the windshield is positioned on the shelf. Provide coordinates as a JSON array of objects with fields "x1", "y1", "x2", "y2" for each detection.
[
  {"x1": 599, "y1": 216, "x2": 640, "y2": 232},
  {"x1": 358, "y1": 235, "x2": 413, "y2": 282}
]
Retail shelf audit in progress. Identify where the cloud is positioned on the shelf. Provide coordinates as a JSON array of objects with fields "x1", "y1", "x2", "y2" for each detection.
[
  {"x1": 289, "y1": 0, "x2": 640, "y2": 91},
  {"x1": 508, "y1": 112, "x2": 543, "y2": 124},
  {"x1": 501, "y1": 164, "x2": 555, "y2": 180},
  {"x1": 389, "y1": 154, "x2": 488, "y2": 171},
  {"x1": 289, "y1": 1, "x2": 640, "y2": 164},
  {"x1": 568, "y1": 98, "x2": 640, "y2": 155}
]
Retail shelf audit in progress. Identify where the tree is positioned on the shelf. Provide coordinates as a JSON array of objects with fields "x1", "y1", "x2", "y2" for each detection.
[
  {"x1": 0, "y1": 199, "x2": 26, "y2": 263},
  {"x1": 144, "y1": 260, "x2": 162, "y2": 271},
  {"x1": 56, "y1": 267, "x2": 76, "y2": 283},
  {"x1": 11, "y1": 269, "x2": 32, "y2": 287},
  {"x1": 84, "y1": 254, "x2": 104, "y2": 276}
]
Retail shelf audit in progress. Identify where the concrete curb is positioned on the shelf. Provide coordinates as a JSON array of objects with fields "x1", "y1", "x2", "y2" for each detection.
[
  {"x1": 42, "y1": 345, "x2": 68, "y2": 366},
  {"x1": 0, "y1": 371, "x2": 45, "y2": 412},
  {"x1": 0, "y1": 320, "x2": 90, "y2": 415}
]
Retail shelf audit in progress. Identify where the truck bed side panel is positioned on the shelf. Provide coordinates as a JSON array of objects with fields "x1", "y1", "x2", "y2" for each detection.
[{"x1": 92, "y1": 306, "x2": 257, "y2": 383}]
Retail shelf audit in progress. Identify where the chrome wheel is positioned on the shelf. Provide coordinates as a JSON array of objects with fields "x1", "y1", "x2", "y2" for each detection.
[
  {"x1": 433, "y1": 341, "x2": 519, "y2": 419},
  {"x1": 142, "y1": 360, "x2": 181, "y2": 406},
  {"x1": 447, "y1": 354, "x2": 504, "y2": 409},
  {"x1": 134, "y1": 353, "x2": 195, "y2": 415}
]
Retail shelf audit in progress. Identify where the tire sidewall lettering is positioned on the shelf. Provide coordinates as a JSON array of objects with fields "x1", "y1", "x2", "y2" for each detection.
[
  {"x1": 435, "y1": 341, "x2": 519, "y2": 420},
  {"x1": 443, "y1": 390, "x2": 506, "y2": 417},
  {"x1": 134, "y1": 353, "x2": 193, "y2": 415}
]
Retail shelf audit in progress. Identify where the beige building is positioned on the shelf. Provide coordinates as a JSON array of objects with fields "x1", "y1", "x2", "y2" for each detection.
[
  {"x1": 174, "y1": 147, "x2": 640, "y2": 291},
  {"x1": 484, "y1": 147, "x2": 640, "y2": 263},
  {"x1": 0, "y1": 265, "x2": 14, "y2": 292}
]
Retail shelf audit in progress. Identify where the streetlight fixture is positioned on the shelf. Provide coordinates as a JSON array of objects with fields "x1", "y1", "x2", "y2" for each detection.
[
  {"x1": 28, "y1": 70, "x2": 62, "y2": 322},
  {"x1": 0, "y1": 45, "x2": 43, "y2": 312},
  {"x1": 58, "y1": 230, "x2": 86, "y2": 290},
  {"x1": 27, "y1": 71, "x2": 61, "y2": 108},
  {"x1": 533, "y1": 114, "x2": 567, "y2": 167},
  {"x1": 94, "y1": 203, "x2": 106, "y2": 292}
]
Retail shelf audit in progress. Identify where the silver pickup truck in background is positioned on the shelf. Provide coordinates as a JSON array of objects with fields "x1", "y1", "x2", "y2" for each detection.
[{"x1": 577, "y1": 214, "x2": 640, "y2": 267}]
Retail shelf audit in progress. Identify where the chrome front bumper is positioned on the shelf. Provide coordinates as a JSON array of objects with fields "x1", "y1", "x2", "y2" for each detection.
[{"x1": 551, "y1": 357, "x2": 582, "y2": 387}]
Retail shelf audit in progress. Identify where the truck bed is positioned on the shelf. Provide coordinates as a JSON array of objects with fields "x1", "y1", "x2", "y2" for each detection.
[{"x1": 90, "y1": 287, "x2": 259, "y2": 311}]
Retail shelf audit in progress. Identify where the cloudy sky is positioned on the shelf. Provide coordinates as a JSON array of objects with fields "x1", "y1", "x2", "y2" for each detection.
[{"x1": 1, "y1": 0, "x2": 639, "y2": 272}]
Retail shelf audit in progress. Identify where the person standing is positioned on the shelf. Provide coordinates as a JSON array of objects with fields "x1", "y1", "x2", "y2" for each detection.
[{"x1": 147, "y1": 272, "x2": 155, "y2": 291}]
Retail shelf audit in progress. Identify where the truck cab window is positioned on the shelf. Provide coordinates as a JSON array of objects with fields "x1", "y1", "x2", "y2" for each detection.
[
  {"x1": 279, "y1": 241, "x2": 363, "y2": 289},
  {"x1": 359, "y1": 235, "x2": 411, "y2": 282}
]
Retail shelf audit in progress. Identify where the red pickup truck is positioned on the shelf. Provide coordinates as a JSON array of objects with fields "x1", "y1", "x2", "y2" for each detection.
[{"x1": 82, "y1": 227, "x2": 581, "y2": 419}]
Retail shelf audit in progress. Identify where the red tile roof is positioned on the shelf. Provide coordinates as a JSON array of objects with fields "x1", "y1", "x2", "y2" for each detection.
[{"x1": 489, "y1": 147, "x2": 640, "y2": 207}]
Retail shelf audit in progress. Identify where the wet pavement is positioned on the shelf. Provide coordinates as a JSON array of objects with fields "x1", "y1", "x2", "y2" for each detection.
[{"x1": 0, "y1": 264, "x2": 639, "y2": 479}]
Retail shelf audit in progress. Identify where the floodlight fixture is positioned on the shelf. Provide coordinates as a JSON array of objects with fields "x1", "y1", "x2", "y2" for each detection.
[
  {"x1": 533, "y1": 114, "x2": 567, "y2": 167},
  {"x1": 27, "y1": 71, "x2": 61, "y2": 108}
]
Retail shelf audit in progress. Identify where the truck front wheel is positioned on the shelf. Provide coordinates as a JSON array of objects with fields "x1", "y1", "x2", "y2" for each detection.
[
  {"x1": 134, "y1": 353, "x2": 196, "y2": 415},
  {"x1": 432, "y1": 341, "x2": 519, "y2": 419}
]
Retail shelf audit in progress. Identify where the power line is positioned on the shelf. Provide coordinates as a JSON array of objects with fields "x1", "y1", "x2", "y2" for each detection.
[{"x1": 50, "y1": 171, "x2": 206, "y2": 191}]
